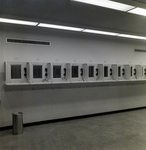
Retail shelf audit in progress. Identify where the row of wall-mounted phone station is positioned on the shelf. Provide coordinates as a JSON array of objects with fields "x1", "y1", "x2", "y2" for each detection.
[{"x1": 4, "y1": 62, "x2": 146, "y2": 85}]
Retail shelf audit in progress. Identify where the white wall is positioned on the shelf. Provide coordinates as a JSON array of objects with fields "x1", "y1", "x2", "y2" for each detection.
[{"x1": 1, "y1": 25, "x2": 146, "y2": 127}]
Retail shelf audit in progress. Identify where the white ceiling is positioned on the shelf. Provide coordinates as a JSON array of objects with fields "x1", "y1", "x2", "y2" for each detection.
[{"x1": 1, "y1": 0, "x2": 146, "y2": 35}]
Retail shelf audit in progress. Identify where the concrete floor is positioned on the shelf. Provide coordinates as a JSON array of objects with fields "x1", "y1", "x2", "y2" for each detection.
[{"x1": 1, "y1": 109, "x2": 146, "y2": 150}]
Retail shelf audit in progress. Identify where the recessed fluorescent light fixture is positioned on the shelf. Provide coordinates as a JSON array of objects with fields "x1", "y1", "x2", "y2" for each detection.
[
  {"x1": 83, "y1": 29, "x2": 119, "y2": 36},
  {"x1": 0, "y1": 18, "x2": 38, "y2": 26},
  {"x1": 128, "y1": 7, "x2": 146, "y2": 16},
  {"x1": 38, "y1": 23, "x2": 84, "y2": 31},
  {"x1": 117, "y1": 34, "x2": 146, "y2": 40},
  {"x1": 71, "y1": 0, "x2": 134, "y2": 12}
]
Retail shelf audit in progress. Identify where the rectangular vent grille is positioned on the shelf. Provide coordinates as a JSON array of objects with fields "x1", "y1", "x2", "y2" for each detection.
[
  {"x1": 7, "y1": 38, "x2": 51, "y2": 46},
  {"x1": 135, "y1": 49, "x2": 146, "y2": 53}
]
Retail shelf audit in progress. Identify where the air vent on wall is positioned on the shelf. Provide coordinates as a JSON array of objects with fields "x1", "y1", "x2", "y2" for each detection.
[
  {"x1": 135, "y1": 49, "x2": 146, "y2": 52},
  {"x1": 7, "y1": 38, "x2": 51, "y2": 46}
]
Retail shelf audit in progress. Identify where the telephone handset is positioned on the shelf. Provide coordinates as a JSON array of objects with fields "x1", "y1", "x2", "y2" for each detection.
[
  {"x1": 134, "y1": 69, "x2": 136, "y2": 75},
  {"x1": 80, "y1": 68, "x2": 83, "y2": 76},
  {"x1": 122, "y1": 69, "x2": 125, "y2": 75},
  {"x1": 24, "y1": 67, "x2": 30, "y2": 83},
  {"x1": 96, "y1": 69, "x2": 98, "y2": 76},
  {"x1": 24, "y1": 68, "x2": 27, "y2": 77},
  {"x1": 144, "y1": 69, "x2": 146, "y2": 75},
  {"x1": 42, "y1": 68, "x2": 49, "y2": 82},
  {"x1": 45, "y1": 68, "x2": 48, "y2": 77},
  {"x1": 61, "y1": 68, "x2": 67, "y2": 81},
  {"x1": 110, "y1": 69, "x2": 112, "y2": 76},
  {"x1": 64, "y1": 68, "x2": 66, "y2": 76}
]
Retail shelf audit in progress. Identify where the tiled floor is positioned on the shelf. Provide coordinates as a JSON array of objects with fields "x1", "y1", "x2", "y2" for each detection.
[{"x1": 1, "y1": 109, "x2": 146, "y2": 150}]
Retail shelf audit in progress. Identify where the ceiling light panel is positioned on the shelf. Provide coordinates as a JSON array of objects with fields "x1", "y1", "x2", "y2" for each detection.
[
  {"x1": 72, "y1": 0, "x2": 135, "y2": 11},
  {"x1": 38, "y1": 23, "x2": 84, "y2": 31},
  {"x1": 128, "y1": 7, "x2": 146, "y2": 16},
  {"x1": 0, "y1": 18, "x2": 38, "y2": 26},
  {"x1": 117, "y1": 34, "x2": 146, "y2": 40},
  {"x1": 83, "y1": 29, "x2": 119, "y2": 36}
]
